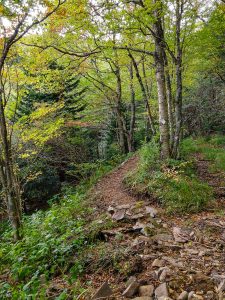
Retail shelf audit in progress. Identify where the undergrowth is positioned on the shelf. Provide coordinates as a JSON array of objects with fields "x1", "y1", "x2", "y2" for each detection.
[
  {"x1": 125, "y1": 139, "x2": 214, "y2": 214},
  {"x1": 181, "y1": 134, "x2": 225, "y2": 172},
  {"x1": 0, "y1": 156, "x2": 125, "y2": 299}
]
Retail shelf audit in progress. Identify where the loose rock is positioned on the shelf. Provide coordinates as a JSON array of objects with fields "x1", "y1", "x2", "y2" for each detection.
[
  {"x1": 173, "y1": 227, "x2": 190, "y2": 243},
  {"x1": 152, "y1": 234, "x2": 173, "y2": 243},
  {"x1": 159, "y1": 268, "x2": 171, "y2": 282},
  {"x1": 152, "y1": 258, "x2": 165, "y2": 268},
  {"x1": 146, "y1": 206, "x2": 158, "y2": 218},
  {"x1": 112, "y1": 209, "x2": 126, "y2": 220},
  {"x1": 178, "y1": 291, "x2": 188, "y2": 300},
  {"x1": 139, "y1": 285, "x2": 154, "y2": 297},
  {"x1": 188, "y1": 291, "x2": 195, "y2": 299},
  {"x1": 155, "y1": 283, "x2": 169, "y2": 299},
  {"x1": 91, "y1": 282, "x2": 113, "y2": 299},
  {"x1": 122, "y1": 280, "x2": 139, "y2": 298}
]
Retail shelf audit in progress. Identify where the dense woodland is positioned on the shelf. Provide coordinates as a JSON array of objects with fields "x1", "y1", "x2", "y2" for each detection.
[{"x1": 0, "y1": 0, "x2": 225, "y2": 299}]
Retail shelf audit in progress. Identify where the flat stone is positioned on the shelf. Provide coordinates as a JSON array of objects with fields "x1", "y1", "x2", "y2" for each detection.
[
  {"x1": 132, "y1": 236, "x2": 151, "y2": 247},
  {"x1": 130, "y1": 213, "x2": 145, "y2": 220},
  {"x1": 117, "y1": 204, "x2": 131, "y2": 209},
  {"x1": 146, "y1": 206, "x2": 158, "y2": 217},
  {"x1": 173, "y1": 227, "x2": 190, "y2": 243},
  {"x1": 155, "y1": 283, "x2": 169, "y2": 298},
  {"x1": 91, "y1": 282, "x2": 113, "y2": 299},
  {"x1": 152, "y1": 258, "x2": 165, "y2": 268},
  {"x1": 152, "y1": 234, "x2": 173, "y2": 242},
  {"x1": 178, "y1": 291, "x2": 188, "y2": 300},
  {"x1": 112, "y1": 209, "x2": 126, "y2": 220},
  {"x1": 162, "y1": 256, "x2": 184, "y2": 268},
  {"x1": 139, "y1": 285, "x2": 154, "y2": 297},
  {"x1": 122, "y1": 280, "x2": 139, "y2": 298},
  {"x1": 158, "y1": 297, "x2": 173, "y2": 300}
]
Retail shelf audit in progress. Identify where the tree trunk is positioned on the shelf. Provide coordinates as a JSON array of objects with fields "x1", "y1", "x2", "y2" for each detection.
[
  {"x1": 128, "y1": 50, "x2": 155, "y2": 136},
  {"x1": 163, "y1": 50, "x2": 174, "y2": 147},
  {"x1": 153, "y1": 0, "x2": 170, "y2": 159},
  {"x1": 0, "y1": 91, "x2": 22, "y2": 240},
  {"x1": 172, "y1": 0, "x2": 183, "y2": 158},
  {"x1": 127, "y1": 62, "x2": 136, "y2": 152}
]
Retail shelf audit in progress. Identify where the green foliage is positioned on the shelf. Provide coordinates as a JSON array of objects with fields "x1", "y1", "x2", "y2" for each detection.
[
  {"x1": 151, "y1": 171, "x2": 213, "y2": 213},
  {"x1": 181, "y1": 135, "x2": 225, "y2": 172},
  {"x1": 21, "y1": 158, "x2": 61, "y2": 209},
  {"x1": 125, "y1": 140, "x2": 214, "y2": 214},
  {"x1": 209, "y1": 135, "x2": 225, "y2": 146},
  {"x1": 0, "y1": 187, "x2": 113, "y2": 299}
]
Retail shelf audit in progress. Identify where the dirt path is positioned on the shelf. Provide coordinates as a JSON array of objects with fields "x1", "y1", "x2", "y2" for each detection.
[
  {"x1": 87, "y1": 155, "x2": 225, "y2": 300},
  {"x1": 195, "y1": 153, "x2": 225, "y2": 205},
  {"x1": 93, "y1": 155, "x2": 141, "y2": 211}
]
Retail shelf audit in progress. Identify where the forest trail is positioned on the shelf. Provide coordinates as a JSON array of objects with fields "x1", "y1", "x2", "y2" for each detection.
[
  {"x1": 93, "y1": 155, "x2": 140, "y2": 211},
  {"x1": 88, "y1": 155, "x2": 225, "y2": 300},
  {"x1": 195, "y1": 153, "x2": 225, "y2": 205}
]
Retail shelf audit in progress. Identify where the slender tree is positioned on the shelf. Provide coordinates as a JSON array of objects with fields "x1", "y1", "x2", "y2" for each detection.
[{"x1": 0, "y1": 0, "x2": 65, "y2": 240}]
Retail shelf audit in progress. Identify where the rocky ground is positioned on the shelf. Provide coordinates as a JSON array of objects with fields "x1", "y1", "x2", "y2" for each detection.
[{"x1": 81, "y1": 155, "x2": 224, "y2": 300}]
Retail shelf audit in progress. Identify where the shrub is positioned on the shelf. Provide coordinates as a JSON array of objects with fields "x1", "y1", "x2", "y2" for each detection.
[
  {"x1": 125, "y1": 140, "x2": 214, "y2": 214},
  {"x1": 0, "y1": 187, "x2": 113, "y2": 299}
]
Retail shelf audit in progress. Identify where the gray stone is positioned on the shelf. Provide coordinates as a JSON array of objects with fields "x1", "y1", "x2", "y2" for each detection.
[
  {"x1": 139, "y1": 285, "x2": 154, "y2": 297},
  {"x1": 133, "y1": 222, "x2": 154, "y2": 232},
  {"x1": 178, "y1": 291, "x2": 188, "y2": 300},
  {"x1": 146, "y1": 206, "x2": 158, "y2": 217},
  {"x1": 155, "y1": 267, "x2": 167, "y2": 278},
  {"x1": 152, "y1": 234, "x2": 173, "y2": 243},
  {"x1": 158, "y1": 297, "x2": 173, "y2": 300},
  {"x1": 117, "y1": 204, "x2": 130, "y2": 209},
  {"x1": 130, "y1": 213, "x2": 145, "y2": 220},
  {"x1": 122, "y1": 280, "x2": 139, "y2": 298},
  {"x1": 159, "y1": 268, "x2": 171, "y2": 282},
  {"x1": 92, "y1": 282, "x2": 113, "y2": 299},
  {"x1": 162, "y1": 256, "x2": 184, "y2": 268},
  {"x1": 152, "y1": 258, "x2": 165, "y2": 268},
  {"x1": 173, "y1": 227, "x2": 190, "y2": 243},
  {"x1": 155, "y1": 283, "x2": 169, "y2": 299},
  {"x1": 112, "y1": 209, "x2": 126, "y2": 220}
]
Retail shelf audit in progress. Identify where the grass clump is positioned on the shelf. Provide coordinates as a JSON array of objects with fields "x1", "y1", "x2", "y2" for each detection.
[
  {"x1": 0, "y1": 188, "x2": 114, "y2": 299},
  {"x1": 125, "y1": 140, "x2": 213, "y2": 214},
  {"x1": 181, "y1": 135, "x2": 225, "y2": 172}
]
